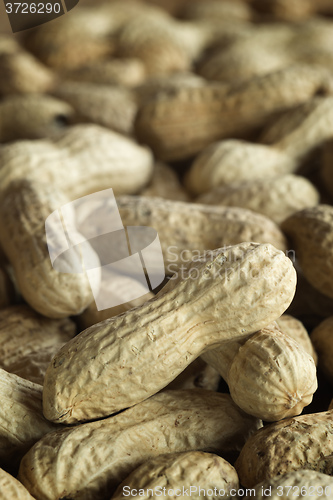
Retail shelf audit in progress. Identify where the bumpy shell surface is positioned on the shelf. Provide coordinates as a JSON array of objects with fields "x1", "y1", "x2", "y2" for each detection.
[
  {"x1": 226, "y1": 327, "x2": 317, "y2": 421},
  {"x1": 0, "y1": 305, "x2": 75, "y2": 384},
  {"x1": 277, "y1": 314, "x2": 317, "y2": 363},
  {"x1": 186, "y1": 141, "x2": 296, "y2": 195},
  {"x1": 0, "y1": 180, "x2": 100, "y2": 318},
  {"x1": 19, "y1": 390, "x2": 261, "y2": 500},
  {"x1": 0, "y1": 124, "x2": 154, "y2": 199},
  {"x1": 43, "y1": 242, "x2": 296, "y2": 424},
  {"x1": 246, "y1": 470, "x2": 333, "y2": 499},
  {"x1": 0, "y1": 369, "x2": 58, "y2": 471},
  {"x1": 235, "y1": 410, "x2": 333, "y2": 487},
  {"x1": 111, "y1": 451, "x2": 239, "y2": 500},
  {"x1": 0, "y1": 468, "x2": 35, "y2": 500},
  {"x1": 52, "y1": 82, "x2": 138, "y2": 135},
  {"x1": 0, "y1": 94, "x2": 74, "y2": 142},
  {"x1": 281, "y1": 205, "x2": 333, "y2": 299},
  {"x1": 135, "y1": 65, "x2": 333, "y2": 161},
  {"x1": 197, "y1": 175, "x2": 319, "y2": 223},
  {"x1": 116, "y1": 196, "x2": 287, "y2": 273},
  {"x1": 310, "y1": 317, "x2": 333, "y2": 384}
]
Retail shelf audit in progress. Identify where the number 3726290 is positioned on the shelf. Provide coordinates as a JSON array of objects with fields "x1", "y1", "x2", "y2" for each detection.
[{"x1": 5, "y1": 3, "x2": 61, "y2": 14}]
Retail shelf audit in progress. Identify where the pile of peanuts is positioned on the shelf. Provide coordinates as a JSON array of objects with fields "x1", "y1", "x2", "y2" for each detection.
[{"x1": 1, "y1": 0, "x2": 333, "y2": 498}]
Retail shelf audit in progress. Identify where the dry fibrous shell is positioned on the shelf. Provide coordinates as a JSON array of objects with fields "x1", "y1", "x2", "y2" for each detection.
[
  {"x1": 116, "y1": 196, "x2": 287, "y2": 273},
  {"x1": 111, "y1": 451, "x2": 239, "y2": 500},
  {"x1": 245, "y1": 470, "x2": 333, "y2": 499},
  {"x1": 235, "y1": 409, "x2": 333, "y2": 487},
  {"x1": 276, "y1": 314, "x2": 317, "y2": 363},
  {"x1": 0, "y1": 51, "x2": 55, "y2": 95},
  {"x1": 140, "y1": 163, "x2": 189, "y2": 201},
  {"x1": 0, "y1": 124, "x2": 154, "y2": 199},
  {"x1": 281, "y1": 205, "x2": 333, "y2": 300},
  {"x1": 135, "y1": 65, "x2": 333, "y2": 161},
  {"x1": 196, "y1": 175, "x2": 319, "y2": 223},
  {"x1": 0, "y1": 94, "x2": 74, "y2": 143},
  {"x1": 260, "y1": 97, "x2": 333, "y2": 165},
  {"x1": 321, "y1": 138, "x2": 333, "y2": 199},
  {"x1": 42, "y1": 242, "x2": 296, "y2": 423},
  {"x1": 0, "y1": 468, "x2": 35, "y2": 500},
  {"x1": 185, "y1": 141, "x2": 296, "y2": 195},
  {"x1": 165, "y1": 358, "x2": 220, "y2": 392},
  {"x1": 63, "y1": 58, "x2": 146, "y2": 87},
  {"x1": 52, "y1": 81, "x2": 138, "y2": 135},
  {"x1": 0, "y1": 305, "x2": 76, "y2": 384},
  {"x1": 0, "y1": 368, "x2": 58, "y2": 471},
  {"x1": 202, "y1": 324, "x2": 317, "y2": 421},
  {"x1": 310, "y1": 317, "x2": 333, "y2": 385},
  {"x1": 19, "y1": 390, "x2": 261, "y2": 499},
  {"x1": 0, "y1": 180, "x2": 100, "y2": 318}
]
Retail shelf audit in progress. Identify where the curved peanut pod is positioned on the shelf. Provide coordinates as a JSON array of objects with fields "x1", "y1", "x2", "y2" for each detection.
[
  {"x1": 0, "y1": 305, "x2": 76, "y2": 384},
  {"x1": 0, "y1": 368, "x2": 59, "y2": 471},
  {"x1": 43, "y1": 242, "x2": 296, "y2": 423},
  {"x1": 135, "y1": 65, "x2": 333, "y2": 161},
  {"x1": 202, "y1": 325, "x2": 317, "y2": 421},
  {"x1": 0, "y1": 179, "x2": 100, "y2": 318},
  {"x1": 245, "y1": 470, "x2": 333, "y2": 499},
  {"x1": 116, "y1": 196, "x2": 288, "y2": 272},
  {"x1": 19, "y1": 390, "x2": 261, "y2": 500},
  {"x1": 235, "y1": 409, "x2": 333, "y2": 487},
  {"x1": 276, "y1": 315, "x2": 317, "y2": 363},
  {"x1": 111, "y1": 451, "x2": 239, "y2": 500},
  {"x1": 0, "y1": 468, "x2": 35, "y2": 500},
  {"x1": 0, "y1": 124, "x2": 154, "y2": 198},
  {"x1": 197, "y1": 175, "x2": 319, "y2": 224},
  {"x1": 0, "y1": 94, "x2": 74, "y2": 143},
  {"x1": 281, "y1": 205, "x2": 333, "y2": 299}
]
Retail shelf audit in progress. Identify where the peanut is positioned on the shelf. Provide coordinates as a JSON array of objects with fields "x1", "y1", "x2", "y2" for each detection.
[
  {"x1": 0, "y1": 468, "x2": 35, "y2": 500},
  {"x1": 111, "y1": 451, "x2": 239, "y2": 500},
  {"x1": 276, "y1": 314, "x2": 317, "y2": 363},
  {"x1": 202, "y1": 324, "x2": 317, "y2": 421},
  {"x1": 235, "y1": 409, "x2": 333, "y2": 487},
  {"x1": 18, "y1": 390, "x2": 261, "y2": 500},
  {"x1": 196, "y1": 175, "x2": 319, "y2": 223},
  {"x1": 42, "y1": 242, "x2": 296, "y2": 423}
]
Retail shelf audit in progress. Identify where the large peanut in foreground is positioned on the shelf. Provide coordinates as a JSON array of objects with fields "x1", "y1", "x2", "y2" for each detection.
[
  {"x1": 43, "y1": 242, "x2": 296, "y2": 423},
  {"x1": 19, "y1": 390, "x2": 261, "y2": 500}
]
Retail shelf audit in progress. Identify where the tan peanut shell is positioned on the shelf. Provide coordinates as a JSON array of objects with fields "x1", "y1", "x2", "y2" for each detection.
[
  {"x1": 202, "y1": 325, "x2": 317, "y2": 421},
  {"x1": 235, "y1": 409, "x2": 333, "y2": 487},
  {"x1": 0, "y1": 51, "x2": 55, "y2": 95},
  {"x1": 19, "y1": 390, "x2": 261, "y2": 500},
  {"x1": 321, "y1": 138, "x2": 333, "y2": 198},
  {"x1": 185, "y1": 141, "x2": 296, "y2": 195},
  {"x1": 135, "y1": 65, "x2": 333, "y2": 161},
  {"x1": 0, "y1": 368, "x2": 59, "y2": 471},
  {"x1": 310, "y1": 317, "x2": 333, "y2": 385},
  {"x1": 164, "y1": 358, "x2": 220, "y2": 392},
  {"x1": 276, "y1": 314, "x2": 317, "y2": 363},
  {"x1": 260, "y1": 97, "x2": 333, "y2": 164},
  {"x1": 116, "y1": 196, "x2": 287, "y2": 273},
  {"x1": 0, "y1": 180, "x2": 100, "y2": 318},
  {"x1": 196, "y1": 175, "x2": 319, "y2": 222},
  {"x1": 316, "y1": 455, "x2": 333, "y2": 475},
  {"x1": 281, "y1": 205, "x2": 333, "y2": 299},
  {"x1": 0, "y1": 94, "x2": 74, "y2": 143},
  {"x1": 0, "y1": 35, "x2": 21, "y2": 56},
  {"x1": 63, "y1": 58, "x2": 146, "y2": 87},
  {"x1": 0, "y1": 124, "x2": 154, "y2": 198},
  {"x1": 0, "y1": 305, "x2": 76, "y2": 384},
  {"x1": 246, "y1": 470, "x2": 333, "y2": 499},
  {"x1": 52, "y1": 81, "x2": 138, "y2": 135},
  {"x1": 0, "y1": 468, "x2": 35, "y2": 500},
  {"x1": 111, "y1": 451, "x2": 239, "y2": 500},
  {"x1": 43, "y1": 242, "x2": 296, "y2": 424},
  {"x1": 141, "y1": 163, "x2": 190, "y2": 202}
]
